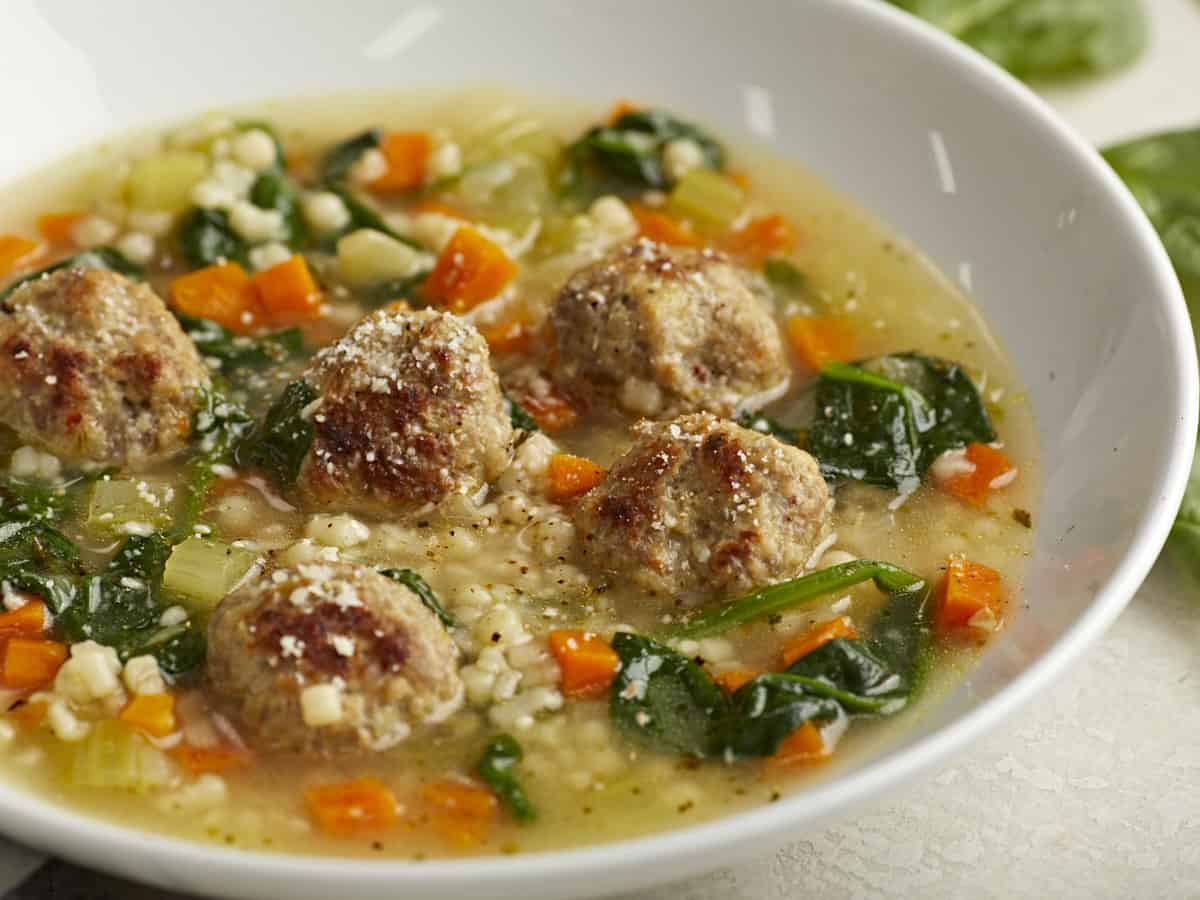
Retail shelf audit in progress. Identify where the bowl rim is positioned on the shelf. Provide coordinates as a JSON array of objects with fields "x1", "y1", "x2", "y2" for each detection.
[{"x1": 0, "y1": 0, "x2": 1195, "y2": 895}]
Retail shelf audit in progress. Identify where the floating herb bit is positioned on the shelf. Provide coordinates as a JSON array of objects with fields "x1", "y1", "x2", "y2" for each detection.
[
  {"x1": 234, "y1": 380, "x2": 318, "y2": 488},
  {"x1": 379, "y1": 568, "x2": 456, "y2": 628},
  {"x1": 476, "y1": 734, "x2": 536, "y2": 822}
]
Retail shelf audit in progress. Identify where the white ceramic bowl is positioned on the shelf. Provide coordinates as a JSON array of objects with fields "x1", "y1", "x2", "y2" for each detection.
[{"x1": 0, "y1": 1, "x2": 1194, "y2": 898}]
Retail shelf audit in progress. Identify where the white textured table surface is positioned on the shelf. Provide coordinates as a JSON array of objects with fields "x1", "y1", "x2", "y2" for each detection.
[{"x1": 1, "y1": 2, "x2": 1199, "y2": 898}]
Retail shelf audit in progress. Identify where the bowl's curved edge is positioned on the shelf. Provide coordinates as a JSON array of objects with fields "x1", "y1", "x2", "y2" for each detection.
[{"x1": 0, "y1": 1, "x2": 1194, "y2": 898}]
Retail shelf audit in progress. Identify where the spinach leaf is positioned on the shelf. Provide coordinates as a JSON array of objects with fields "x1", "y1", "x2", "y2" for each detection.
[
  {"x1": 716, "y1": 675, "x2": 844, "y2": 759},
  {"x1": 379, "y1": 568, "x2": 456, "y2": 628},
  {"x1": 609, "y1": 632, "x2": 729, "y2": 758},
  {"x1": 0, "y1": 475, "x2": 73, "y2": 523},
  {"x1": 55, "y1": 533, "x2": 206, "y2": 675},
  {"x1": 250, "y1": 169, "x2": 307, "y2": 249},
  {"x1": 0, "y1": 247, "x2": 143, "y2": 304},
  {"x1": 1102, "y1": 128, "x2": 1200, "y2": 578},
  {"x1": 889, "y1": 0, "x2": 1147, "y2": 81},
  {"x1": 319, "y1": 129, "x2": 381, "y2": 186},
  {"x1": 174, "y1": 385, "x2": 254, "y2": 538},
  {"x1": 234, "y1": 380, "x2": 318, "y2": 487},
  {"x1": 807, "y1": 353, "x2": 994, "y2": 492},
  {"x1": 666, "y1": 559, "x2": 925, "y2": 640},
  {"x1": 502, "y1": 391, "x2": 540, "y2": 433},
  {"x1": 176, "y1": 313, "x2": 305, "y2": 373},
  {"x1": 867, "y1": 581, "x2": 932, "y2": 700},
  {"x1": 737, "y1": 412, "x2": 804, "y2": 447},
  {"x1": 476, "y1": 733, "x2": 536, "y2": 822},
  {"x1": 785, "y1": 639, "x2": 902, "y2": 706},
  {"x1": 178, "y1": 207, "x2": 248, "y2": 268},
  {"x1": 561, "y1": 108, "x2": 724, "y2": 197},
  {"x1": 356, "y1": 273, "x2": 429, "y2": 309},
  {"x1": 763, "y1": 258, "x2": 808, "y2": 297},
  {"x1": 0, "y1": 518, "x2": 81, "y2": 573}
]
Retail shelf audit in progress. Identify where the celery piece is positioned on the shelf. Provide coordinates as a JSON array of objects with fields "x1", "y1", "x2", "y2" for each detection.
[
  {"x1": 336, "y1": 229, "x2": 427, "y2": 287},
  {"x1": 126, "y1": 150, "x2": 209, "y2": 213},
  {"x1": 68, "y1": 720, "x2": 175, "y2": 793},
  {"x1": 85, "y1": 479, "x2": 174, "y2": 536},
  {"x1": 162, "y1": 536, "x2": 258, "y2": 611},
  {"x1": 667, "y1": 168, "x2": 744, "y2": 232}
]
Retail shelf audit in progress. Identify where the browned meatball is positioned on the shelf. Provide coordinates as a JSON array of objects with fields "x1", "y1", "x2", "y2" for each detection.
[
  {"x1": 207, "y1": 563, "x2": 463, "y2": 756},
  {"x1": 574, "y1": 413, "x2": 830, "y2": 600},
  {"x1": 297, "y1": 308, "x2": 514, "y2": 519},
  {"x1": 548, "y1": 239, "x2": 789, "y2": 418},
  {"x1": 0, "y1": 268, "x2": 208, "y2": 468}
]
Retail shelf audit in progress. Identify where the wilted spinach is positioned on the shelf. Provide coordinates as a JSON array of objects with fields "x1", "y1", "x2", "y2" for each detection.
[
  {"x1": 318, "y1": 129, "x2": 381, "y2": 186},
  {"x1": 503, "y1": 391, "x2": 540, "y2": 434},
  {"x1": 888, "y1": 0, "x2": 1147, "y2": 81},
  {"x1": 0, "y1": 247, "x2": 143, "y2": 304},
  {"x1": 250, "y1": 169, "x2": 307, "y2": 249},
  {"x1": 177, "y1": 207, "x2": 248, "y2": 268},
  {"x1": 737, "y1": 411, "x2": 804, "y2": 447},
  {"x1": 234, "y1": 380, "x2": 318, "y2": 487},
  {"x1": 561, "y1": 108, "x2": 724, "y2": 197},
  {"x1": 609, "y1": 632, "x2": 729, "y2": 758},
  {"x1": 610, "y1": 570, "x2": 931, "y2": 760},
  {"x1": 476, "y1": 734, "x2": 536, "y2": 822},
  {"x1": 807, "y1": 353, "x2": 994, "y2": 493},
  {"x1": 174, "y1": 385, "x2": 255, "y2": 538},
  {"x1": 379, "y1": 568, "x2": 456, "y2": 629},
  {"x1": 176, "y1": 313, "x2": 305, "y2": 373}
]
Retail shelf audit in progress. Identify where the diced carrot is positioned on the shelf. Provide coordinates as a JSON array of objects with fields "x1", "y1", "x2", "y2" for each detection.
[
  {"x1": 714, "y1": 668, "x2": 761, "y2": 695},
  {"x1": 768, "y1": 721, "x2": 831, "y2": 768},
  {"x1": 546, "y1": 453, "x2": 606, "y2": 501},
  {"x1": 607, "y1": 99, "x2": 640, "y2": 125},
  {"x1": 0, "y1": 599, "x2": 48, "y2": 638},
  {"x1": 785, "y1": 316, "x2": 856, "y2": 371},
  {"x1": 170, "y1": 743, "x2": 254, "y2": 776},
  {"x1": 370, "y1": 131, "x2": 433, "y2": 193},
  {"x1": 169, "y1": 262, "x2": 260, "y2": 335},
  {"x1": 421, "y1": 779, "x2": 499, "y2": 848},
  {"x1": 0, "y1": 639, "x2": 67, "y2": 690},
  {"x1": 722, "y1": 214, "x2": 796, "y2": 266},
  {"x1": 0, "y1": 235, "x2": 41, "y2": 279},
  {"x1": 6, "y1": 699, "x2": 47, "y2": 728},
  {"x1": 935, "y1": 558, "x2": 1004, "y2": 636},
  {"x1": 410, "y1": 199, "x2": 468, "y2": 220},
  {"x1": 779, "y1": 616, "x2": 858, "y2": 668},
  {"x1": 306, "y1": 778, "x2": 398, "y2": 838},
  {"x1": 482, "y1": 318, "x2": 534, "y2": 356},
  {"x1": 939, "y1": 442, "x2": 1017, "y2": 507},
  {"x1": 727, "y1": 170, "x2": 751, "y2": 191},
  {"x1": 630, "y1": 205, "x2": 700, "y2": 247},
  {"x1": 519, "y1": 386, "x2": 577, "y2": 433},
  {"x1": 548, "y1": 630, "x2": 620, "y2": 699},
  {"x1": 36, "y1": 212, "x2": 84, "y2": 245},
  {"x1": 250, "y1": 254, "x2": 321, "y2": 324},
  {"x1": 119, "y1": 693, "x2": 177, "y2": 738},
  {"x1": 422, "y1": 226, "x2": 517, "y2": 313}
]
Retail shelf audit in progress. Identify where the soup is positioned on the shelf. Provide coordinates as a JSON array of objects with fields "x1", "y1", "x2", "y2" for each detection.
[{"x1": 0, "y1": 87, "x2": 1036, "y2": 858}]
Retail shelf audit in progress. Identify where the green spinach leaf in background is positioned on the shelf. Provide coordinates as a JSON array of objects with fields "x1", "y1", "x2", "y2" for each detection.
[
  {"x1": 1104, "y1": 128, "x2": 1200, "y2": 576},
  {"x1": 889, "y1": 0, "x2": 1147, "y2": 81}
]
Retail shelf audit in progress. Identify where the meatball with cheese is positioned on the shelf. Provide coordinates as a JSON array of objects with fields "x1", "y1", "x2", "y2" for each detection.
[
  {"x1": 207, "y1": 563, "x2": 463, "y2": 756},
  {"x1": 0, "y1": 267, "x2": 209, "y2": 469},
  {"x1": 296, "y1": 308, "x2": 514, "y2": 519},
  {"x1": 574, "y1": 413, "x2": 830, "y2": 599},
  {"x1": 548, "y1": 239, "x2": 790, "y2": 418}
]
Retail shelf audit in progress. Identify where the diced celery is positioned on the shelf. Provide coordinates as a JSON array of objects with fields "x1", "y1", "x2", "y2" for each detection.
[
  {"x1": 68, "y1": 720, "x2": 175, "y2": 793},
  {"x1": 451, "y1": 156, "x2": 551, "y2": 234},
  {"x1": 162, "y1": 536, "x2": 258, "y2": 611},
  {"x1": 667, "y1": 168, "x2": 745, "y2": 232},
  {"x1": 126, "y1": 151, "x2": 209, "y2": 213},
  {"x1": 85, "y1": 479, "x2": 174, "y2": 536},
  {"x1": 336, "y1": 229, "x2": 427, "y2": 287}
]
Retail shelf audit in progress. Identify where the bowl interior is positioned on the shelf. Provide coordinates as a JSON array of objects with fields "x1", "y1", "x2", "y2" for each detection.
[{"x1": 0, "y1": 1, "x2": 1194, "y2": 898}]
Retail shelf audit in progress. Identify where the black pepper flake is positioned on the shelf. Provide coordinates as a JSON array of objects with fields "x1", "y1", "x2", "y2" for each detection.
[
  {"x1": 1012, "y1": 508, "x2": 1032, "y2": 528},
  {"x1": 677, "y1": 801, "x2": 695, "y2": 814},
  {"x1": 769, "y1": 791, "x2": 781, "y2": 803}
]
